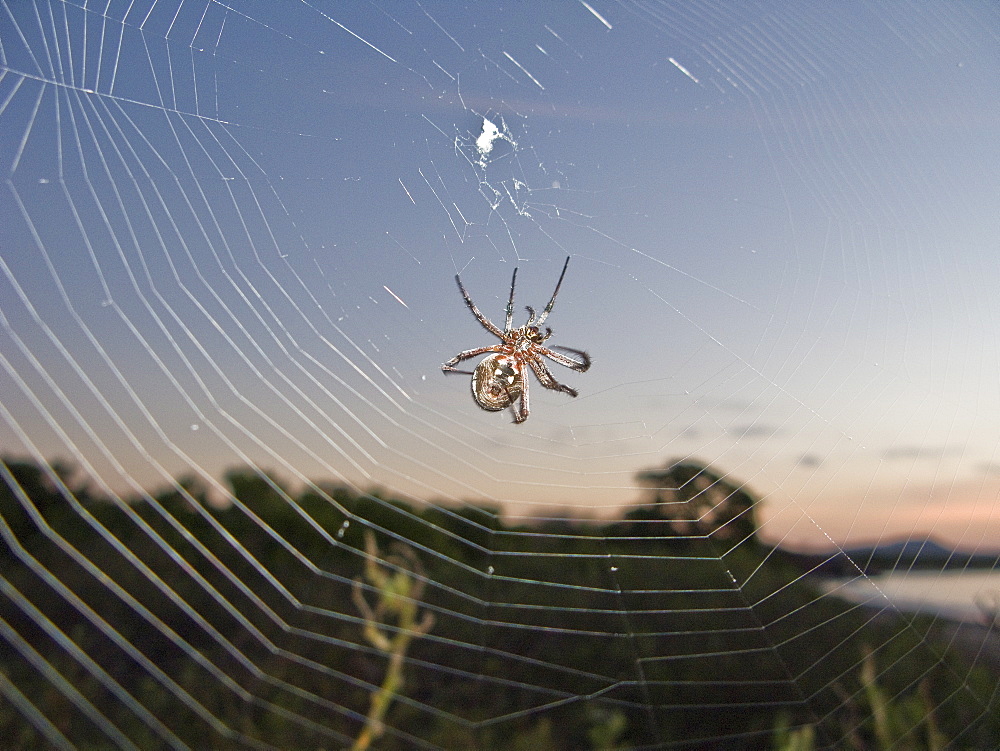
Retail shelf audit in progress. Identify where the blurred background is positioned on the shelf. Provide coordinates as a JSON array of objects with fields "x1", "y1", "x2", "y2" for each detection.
[
  {"x1": 4, "y1": 2, "x2": 1000, "y2": 548},
  {"x1": 1, "y1": 2, "x2": 999, "y2": 748}
]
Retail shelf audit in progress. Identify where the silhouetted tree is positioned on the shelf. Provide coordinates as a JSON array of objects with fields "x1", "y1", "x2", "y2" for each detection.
[{"x1": 632, "y1": 459, "x2": 759, "y2": 543}]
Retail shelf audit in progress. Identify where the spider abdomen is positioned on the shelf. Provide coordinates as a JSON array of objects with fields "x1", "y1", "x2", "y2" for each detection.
[{"x1": 472, "y1": 354, "x2": 522, "y2": 411}]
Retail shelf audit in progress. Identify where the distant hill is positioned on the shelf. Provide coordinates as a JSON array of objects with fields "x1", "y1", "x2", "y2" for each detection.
[{"x1": 775, "y1": 537, "x2": 1000, "y2": 577}]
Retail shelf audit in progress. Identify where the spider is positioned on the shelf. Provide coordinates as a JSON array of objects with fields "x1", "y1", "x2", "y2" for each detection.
[{"x1": 442, "y1": 256, "x2": 591, "y2": 423}]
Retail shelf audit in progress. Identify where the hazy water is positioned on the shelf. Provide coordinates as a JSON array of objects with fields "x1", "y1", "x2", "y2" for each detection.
[{"x1": 824, "y1": 569, "x2": 1000, "y2": 622}]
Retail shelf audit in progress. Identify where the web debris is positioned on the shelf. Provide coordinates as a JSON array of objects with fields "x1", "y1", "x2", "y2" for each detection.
[{"x1": 474, "y1": 116, "x2": 516, "y2": 168}]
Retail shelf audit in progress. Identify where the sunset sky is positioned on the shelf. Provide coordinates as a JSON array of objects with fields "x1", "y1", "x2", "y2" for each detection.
[{"x1": 1, "y1": 1, "x2": 999, "y2": 550}]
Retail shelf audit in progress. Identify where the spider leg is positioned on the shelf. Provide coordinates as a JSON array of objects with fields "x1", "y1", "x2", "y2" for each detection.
[
  {"x1": 537, "y1": 345, "x2": 591, "y2": 372},
  {"x1": 528, "y1": 356, "x2": 578, "y2": 397},
  {"x1": 442, "y1": 344, "x2": 504, "y2": 372},
  {"x1": 512, "y1": 370, "x2": 530, "y2": 423},
  {"x1": 455, "y1": 274, "x2": 504, "y2": 338},
  {"x1": 505, "y1": 268, "x2": 517, "y2": 334},
  {"x1": 534, "y1": 256, "x2": 571, "y2": 326}
]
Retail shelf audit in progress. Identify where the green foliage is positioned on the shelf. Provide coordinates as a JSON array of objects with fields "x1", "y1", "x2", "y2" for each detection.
[
  {"x1": 855, "y1": 647, "x2": 948, "y2": 751},
  {"x1": 586, "y1": 705, "x2": 629, "y2": 749},
  {"x1": 1, "y1": 455, "x2": 998, "y2": 749},
  {"x1": 350, "y1": 531, "x2": 435, "y2": 750},
  {"x1": 772, "y1": 649, "x2": 952, "y2": 751},
  {"x1": 772, "y1": 713, "x2": 816, "y2": 751}
]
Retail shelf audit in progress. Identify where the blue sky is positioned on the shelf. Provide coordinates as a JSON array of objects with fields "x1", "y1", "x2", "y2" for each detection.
[{"x1": 1, "y1": 1, "x2": 999, "y2": 549}]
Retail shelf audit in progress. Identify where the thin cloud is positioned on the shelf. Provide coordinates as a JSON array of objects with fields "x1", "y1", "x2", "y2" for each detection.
[
  {"x1": 882, "y1": 445, "x2": 960, "y2": 460},
  {"x1": 730, "y1": 422, "x2": 779, "y2": 440}
]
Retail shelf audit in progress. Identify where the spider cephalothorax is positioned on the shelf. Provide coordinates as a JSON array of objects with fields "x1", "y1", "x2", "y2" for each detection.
[{"x1": 442, "y1": 256, "x2": 591, "y2": 423}]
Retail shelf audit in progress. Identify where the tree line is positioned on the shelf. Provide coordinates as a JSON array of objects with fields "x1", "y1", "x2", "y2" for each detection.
[{"x1": 1, "y1": 455, "x2": 997, "y2": 749}]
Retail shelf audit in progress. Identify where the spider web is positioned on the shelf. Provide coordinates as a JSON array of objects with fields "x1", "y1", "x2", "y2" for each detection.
[{"x1": 1, "y1": 1, "x2": 999, "y2": 748}]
